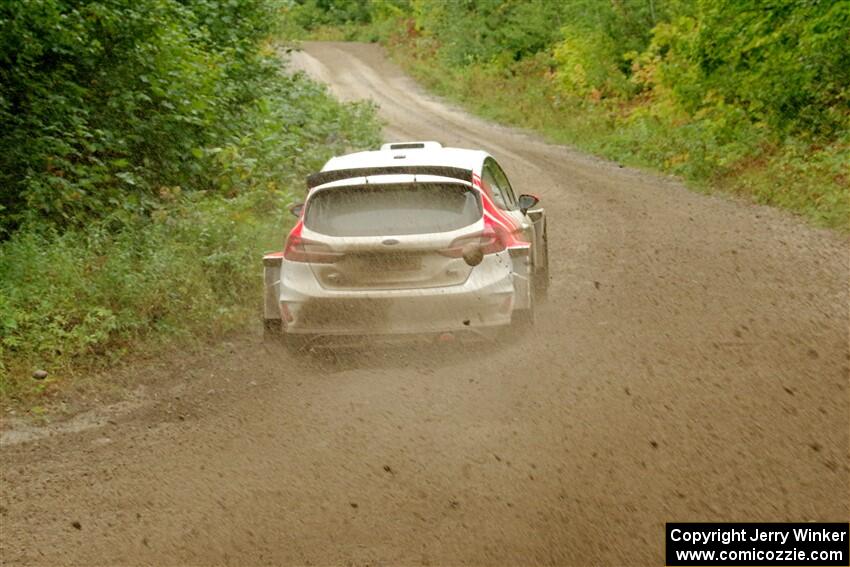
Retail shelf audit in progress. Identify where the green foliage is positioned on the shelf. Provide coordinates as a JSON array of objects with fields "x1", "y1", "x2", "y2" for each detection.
[
  {"x1": 393, "y1": 38, "x2": 848, "y2": 230},
  {"x1": 641, "y1": 0, "x2": 850, "y2": 138},
  {"x1": 0, "y1": 0, "x2": 281, "y2": 234},
  {"x1": 409, "y1": 0, "x2": 564, "y2": 65},
  {"x1": 338, "y1": 0, "x2": 847, "y2": 228},
  {"x1": 399, "y1": 0, "x2": 849, "y2": 138},
  {"x1": 289, "y1": 0, "x2": 373, "y2": 29},
  {"x1": 0, "y1": 0, "x2": 381, "y2": 400},
  {"x1": 1, "y1": 200, "x2": 269, "y2": 372},
  {"x1": 553, "y1": 26, "x2": 631, "y2": 98},
  {"x1": 284, "y1": 0, "x2": 410, "y2": 41},
  {"x1": 0, "y1": 70, "x2": 380, "y2": 398}
]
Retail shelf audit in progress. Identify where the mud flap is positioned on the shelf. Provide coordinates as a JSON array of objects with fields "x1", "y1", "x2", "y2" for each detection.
[
  {"x1": 526, "y1": 209, "x2": 546, "y2": 276},
  {"x1": 263, "y1": 255, "x2": 283, "y2": 321},
  {"x1": 509, "y1": 246, "x2": 533, "y2": 311}
]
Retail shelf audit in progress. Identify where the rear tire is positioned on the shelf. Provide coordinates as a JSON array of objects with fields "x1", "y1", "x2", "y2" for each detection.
[
  {"x1": 265, "y1": 318, "x2": 311, "y2": 355},
  {"x1": 263, "y1": 318, "x2": 282, "y2": 342}
]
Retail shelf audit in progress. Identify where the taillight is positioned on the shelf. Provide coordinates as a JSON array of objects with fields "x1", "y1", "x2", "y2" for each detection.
[
  {"x1": 283, "y1": 228, "x2": 343, "y2": 264},
  {"x1": 439, "y1": 218, "x2": 509, "y2": 258}
]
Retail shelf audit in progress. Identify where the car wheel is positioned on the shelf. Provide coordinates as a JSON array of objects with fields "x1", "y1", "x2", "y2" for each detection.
[{"x1": 263, "y1": 318, "x2": 282, "y2": 342}]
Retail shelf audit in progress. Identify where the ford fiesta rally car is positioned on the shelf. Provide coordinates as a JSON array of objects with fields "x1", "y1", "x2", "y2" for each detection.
[{"x1": 263, "y1": 141, "x2": 548, "y2": 351}]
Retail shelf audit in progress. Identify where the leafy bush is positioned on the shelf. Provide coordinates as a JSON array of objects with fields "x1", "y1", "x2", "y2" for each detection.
[
  {"x1": 0, "y1": 0, "x2": 381, "y2": 401},
  {"x1": 288, "y1": 0, "x2": 373, "y2": 29},
  {"x1": 284, "y1": 0, "x2": 410, "y2": 41},
  {"x1": 332, "y1": 0, "x2": 847, "y2": 229},
  {"x1": 635, "y1": 2, "x2": 850, "y2": 138},
  {"x1": 0, "y1": 69, "x2": 380, "y2": 399},
  {"x1": 553, "y1": 26, "x2": 630, "y2": 99},
  {"x1": 409, "y1": 0, "x2": 563, "y2": 65},
  {"x1": 0, "y1": 0, "x2": 280, "y2": 235}
]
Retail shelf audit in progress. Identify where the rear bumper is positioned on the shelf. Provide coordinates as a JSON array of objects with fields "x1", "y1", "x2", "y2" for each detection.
[{"x1": 278, "y1": 252, "x2": 515, "y2": 335}]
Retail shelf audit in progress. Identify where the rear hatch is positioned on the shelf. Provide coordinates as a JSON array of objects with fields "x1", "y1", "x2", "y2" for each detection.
[{"x1": 301, "y1": 182, "x2": 483, "y2": 290}]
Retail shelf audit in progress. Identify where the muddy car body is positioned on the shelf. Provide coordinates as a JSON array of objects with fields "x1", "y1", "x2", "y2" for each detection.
[{"x1": 263, "y1": 141, "x2": 548, "y2": 350}]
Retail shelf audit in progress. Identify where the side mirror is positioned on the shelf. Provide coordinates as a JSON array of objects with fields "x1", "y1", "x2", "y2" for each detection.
[
  {"x1": 289, "y1": 203, "x2": 304, "y2": 218},
  {"x1": 517, "y1": 194, "x2": 540, "y2": 215}
]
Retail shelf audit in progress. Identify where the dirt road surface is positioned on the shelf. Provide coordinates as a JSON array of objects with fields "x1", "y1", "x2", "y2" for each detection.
[{"x1": 1, "y1": 42, "x2": 848, "y2": 566}]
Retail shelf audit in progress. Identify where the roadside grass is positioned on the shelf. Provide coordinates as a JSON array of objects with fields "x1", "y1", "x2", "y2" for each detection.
[
  {"x1": 0, "y1": 194, "x2": 281, "y2": 403},
  {"x1": 0, "y1": 0, "x2": 383, "y2": 410},
  {"x1": 284, "y1": 1, "x2": 848, "y2": 230},
  {"x1": 0, "y1": 69, "x2": 382, "y2": 408},
  {"x1": 384, "y1": 41, "x2": 849, "y2": 231}
]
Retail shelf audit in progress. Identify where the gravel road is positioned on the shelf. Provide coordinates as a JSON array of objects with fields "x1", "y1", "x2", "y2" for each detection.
[{"x1": 1, "y1": 41, "x2": 847, "y2": 566}]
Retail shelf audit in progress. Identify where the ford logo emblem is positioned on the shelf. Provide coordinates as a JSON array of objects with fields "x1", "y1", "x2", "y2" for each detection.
[{"x1": 382, "y1": 238, "x2": 400, "y2": 246}]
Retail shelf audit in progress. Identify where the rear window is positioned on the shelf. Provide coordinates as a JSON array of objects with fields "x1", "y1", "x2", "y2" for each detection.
[{"x1": 304, "y1": 183, "x2": 482, "y2": 237}]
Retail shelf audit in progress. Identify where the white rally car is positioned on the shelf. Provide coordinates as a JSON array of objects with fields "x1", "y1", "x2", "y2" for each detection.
[{"x1": 263, "y1": 141, "x2": 548, "y2": 351}]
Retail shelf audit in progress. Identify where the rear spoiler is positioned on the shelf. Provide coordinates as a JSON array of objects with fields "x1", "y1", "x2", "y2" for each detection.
[{"x1": 306, "y1": 166, "x2": 473, "y2": 189}]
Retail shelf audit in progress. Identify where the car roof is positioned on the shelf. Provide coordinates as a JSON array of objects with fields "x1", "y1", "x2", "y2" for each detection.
[{"x1": 321, "y1": 141, "x2": 490, "y2": 173}]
